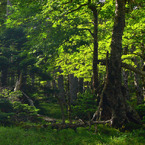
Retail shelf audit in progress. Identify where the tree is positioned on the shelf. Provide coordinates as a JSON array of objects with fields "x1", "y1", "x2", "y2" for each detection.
[{"x1": 94, "y1": 0, "x2": 141, "y2": 127}]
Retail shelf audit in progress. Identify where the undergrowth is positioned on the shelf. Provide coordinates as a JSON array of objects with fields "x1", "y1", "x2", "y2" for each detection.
[{"x1": 0, "y1": 125, "x2": 144, "y2": 145}]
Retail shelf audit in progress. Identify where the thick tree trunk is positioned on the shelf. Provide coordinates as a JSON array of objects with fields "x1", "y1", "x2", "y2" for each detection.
[
  {"x1": 122, "y1": 70, "x2": 130, "y2": 100},
  {"x1": 95, "y1": 0, "x2": 141, "y2": 128},
  {"x1": 122, "y1": 46, "x2": 130, "y2": 100}
]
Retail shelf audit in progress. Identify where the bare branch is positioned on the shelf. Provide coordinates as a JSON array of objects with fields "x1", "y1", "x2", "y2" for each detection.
[{"x1": 21, "y1": 91, "x2": 35, "y2": 106}]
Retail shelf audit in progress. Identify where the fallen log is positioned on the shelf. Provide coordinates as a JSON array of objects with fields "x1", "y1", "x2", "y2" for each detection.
[
  {"x1": 43, "y1": 119, "x2": 113, "y2": 132},
  {"x1": 51, "y1": 123, "x2": 86, "y2": 132}
]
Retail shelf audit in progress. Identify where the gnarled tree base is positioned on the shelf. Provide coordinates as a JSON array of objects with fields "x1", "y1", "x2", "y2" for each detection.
[{"x1": 92, "y1": 83, "x2": 142, "y2": 128}]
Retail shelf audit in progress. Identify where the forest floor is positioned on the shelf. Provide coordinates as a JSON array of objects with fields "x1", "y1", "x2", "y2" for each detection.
[
  {"x1": 0, "y1": 124, "x2": 145, "y2": 145},
  {"x1": 1, "y1": 102, "x2": 145, "y2": 145}
]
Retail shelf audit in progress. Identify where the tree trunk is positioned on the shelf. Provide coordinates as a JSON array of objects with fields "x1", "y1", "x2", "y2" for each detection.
[
  {"x1": 142, "y1": 63, "x2": 145, "y2": 102},
  {"x1": 122, "y1": 70, "x2": 130, "y2": 100},
  {"x1": 69, "y1": 74, "x2": 78, "y2": 105},
  {"x1": 134, "y1": 60, "x2": 144, "y2": 105},
  {"x1": 78, "y1": 78, "x2": 84, "y2": 94},
  {"x1": 58, "y1": 74, "x2": 66, "y2": 104},
  {"x1": 58, "y1": 74, "x2": 66, "y2": 124},
  {"x1": 131, "y1": 45, "x2": 144, "y2": 105},
  {"x1": 88, "y1": 4, "x2": 99, "y2": 94},
  {"x1": 95, "y1": 0, "x2": 141, "y2": 128},
  {"x1": 6, "y1": 0, "x2": 11, "y2": 16},
  {"x1": 14, "y1": 72, "x2": 22, "y2": 91}
]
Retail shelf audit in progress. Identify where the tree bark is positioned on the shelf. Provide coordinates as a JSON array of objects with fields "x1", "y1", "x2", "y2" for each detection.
[
  {"x1": 78, "y1": 78, "x2": 84, "y2": 94},
  {"x1": 69, "y1": 74, "x2": 78, "y2": 105},
  {"x1": 58, "y1": 74, "x2": 66, "y2": 124},
  {"x1": 6, "y1": 0, "x2": 11, "y2": 16},
  {"x1": 58, "y1": 74, "x2": 66, "y2": 104},
  {"x1": 95, "y1": 0, "x2": 141, "y2": 128},
  {"x1": 122, "y1": 70, "x2": 130, "y2": 100},
  {"x1": 14, "y1": 72, "x2": 22, "y2": 91},
  {"x1": 134, "y1": 59, "x2": 144, "y2": 105},
  {"x1": 88, "y1": 3, "x2": 99, "y2": 93},
  {"x1": 142, "y1": 63, "x2": 145, "y2": 102}
]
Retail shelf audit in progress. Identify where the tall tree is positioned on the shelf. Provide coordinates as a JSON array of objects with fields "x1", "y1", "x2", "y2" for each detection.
[{"x1": 94, "y1": 0, "x2": 141, "y2": 127}]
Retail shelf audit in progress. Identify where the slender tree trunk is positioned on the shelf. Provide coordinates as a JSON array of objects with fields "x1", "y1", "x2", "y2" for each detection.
[
  {"x1": 69, "y1": 74, "x2": 78, "y2": 105},
  {"x1": 88, "y1": 4, "x2": 99, "y2": 93},
  {"x1": 6, "y1": 0, "x2": 11, "y2": 16},
  {"x1": 131, "y1": 45, "x2": 144, "y2": 105},
  {"x1": 58, "y1": 74, "x2": 66, "y2": 104},
  {"x1": 78, "y1": 78, "x2": 84, "y2": 94},
  {"x1": 58, "y1": 74, "x2": 66, "y2": 124},
  {"x1": 142, "y1": 63, "x2": 145, "y2": 102},
  {"x1": 134, "y1": 60, "x2": 144, "y2": 105},
  {"x1": 95, "y1": 0, "x2": 141, "y2": 127},
  {"x1": 14, "y1": 72, "x2": 22, "y2": 91}
]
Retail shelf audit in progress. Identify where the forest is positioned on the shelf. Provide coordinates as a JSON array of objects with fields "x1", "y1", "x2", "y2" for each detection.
[{"x1": 0, "y1": 0, "x2": 145, "y2": 144}]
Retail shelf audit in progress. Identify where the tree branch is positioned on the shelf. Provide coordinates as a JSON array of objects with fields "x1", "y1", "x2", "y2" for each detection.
[
  {"x1": 121, "y1": 62, "x2": 145, "y2": 76},
  {"x1": 98, "y1": 59, "x2": 145, "y2": 76},
  {"x1": 79, "y1": 28, "x2": 94, "y2": 37},
  {"x1": 21, "y1": 91, "x2": 35, "y2": 106},
  {"x1": 66, "y1": 3, "x2": 88, "y2": 14}
]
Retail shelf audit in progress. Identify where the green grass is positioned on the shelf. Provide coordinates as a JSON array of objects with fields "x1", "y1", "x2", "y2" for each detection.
[{"x1": 0, "y1": 125, "x2": 144, "y2": 145}]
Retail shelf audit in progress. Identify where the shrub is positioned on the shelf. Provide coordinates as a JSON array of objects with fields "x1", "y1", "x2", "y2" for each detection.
[
  {"x1": 72, "y1": 89, "x2": 97, "y2": 121},
  {"x1": 0, "y1": 89, "x2": 39, "y2": 125},
  {"x1": 135, "y1": 104, "x2": 145, "y2": 120}
]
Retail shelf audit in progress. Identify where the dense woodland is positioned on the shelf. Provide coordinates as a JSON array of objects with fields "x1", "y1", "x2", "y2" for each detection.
[{"x1": 0, "y1": 0, "x2": 145, "y2": 144}]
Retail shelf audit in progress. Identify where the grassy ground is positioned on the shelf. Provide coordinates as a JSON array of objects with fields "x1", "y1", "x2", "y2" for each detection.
[
  {"x1": 0, "y1": 125, "x2": 145, "y2": 145},
  {"x1": 38, "y1": 103, "x2": 66, "y2": 119}
]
